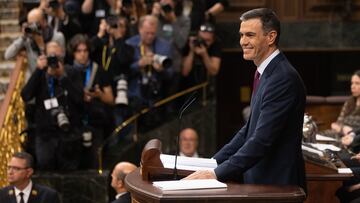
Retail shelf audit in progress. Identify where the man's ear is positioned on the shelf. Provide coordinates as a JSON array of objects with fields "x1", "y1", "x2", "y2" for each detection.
[
  {"x1": 26, "y1": 168, "x2": 34, "y2": 179},
  {"x1": 117, "y1": 179, "x2": 124, "y2": 188},
  {"x1": 267, "y1": 30, "x2": 277, "y2": 46}
]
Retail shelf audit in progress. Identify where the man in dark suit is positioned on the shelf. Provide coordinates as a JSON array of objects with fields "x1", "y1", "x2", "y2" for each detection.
[
  {"x1": 110, "y1": 162, "x2": 137, "y2": 203},
  {"x1": 0, "y1": 152, "x2": 60, "y2": 203},
  {"x1": 184, "y1": 8, "x2": 306, "y2": 190}
]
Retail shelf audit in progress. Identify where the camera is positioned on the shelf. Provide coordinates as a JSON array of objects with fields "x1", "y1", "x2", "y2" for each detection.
[
  {"x1": 114, "y1": 74, "x2": 128, "y2": 105},
  {"x1": 193, "y1": 37, "x2": 207, "y2": 47},
  {"x1": 47, "y1": 55, "x2": 59, "y2": 69},
  {"x1": 24, "y1": 22, "x2": 42, "y2": 35},
  {"x1": 161, "y1": 3, "x2": 173, "y2": 13},
  {"x1": 106, "y1": 15, "x2": 119, "y2": 29},
  {"x1": 50, "y1": 107, "x2": 70, "y2": 132},
  {"x1": 153, "y1": 54, "x2": 172, "y2": 69}
]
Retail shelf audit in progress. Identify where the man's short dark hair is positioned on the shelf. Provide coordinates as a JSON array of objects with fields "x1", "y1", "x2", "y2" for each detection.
[
  {"x1": 12, "y1": 152, "x2": 34, "y2": 169},
  {"x1": 240, "y1": 8, "x2": 281, "y2": 46}
]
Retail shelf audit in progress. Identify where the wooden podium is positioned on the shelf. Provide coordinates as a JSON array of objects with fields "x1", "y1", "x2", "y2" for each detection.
[{"x1": 125, "y1": 139, "x2": 306, "y2": 203}]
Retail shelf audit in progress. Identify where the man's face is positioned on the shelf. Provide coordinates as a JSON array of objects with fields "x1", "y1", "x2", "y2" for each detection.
[
  {"x1": 351, "y1": 75, "x2": 360, "y2": 97},
  {"x1": 179, "y1": 130, "x2": 198, "y2": 157},
  {"x1": 74, "y1": 43, "x2": 89, "y2": 65},
  {"x1": 139, "y1": 21, "x2": 157, "y2": 45},
  {"x1": 7, "y1": 157, "x2": 33, "y2": 186},
  {"x1": 239, "y1": 18, "x2": 271, "y2": 66},
  {"x1": 198, "y1": 31, "x2": 214, "y2": 47}
]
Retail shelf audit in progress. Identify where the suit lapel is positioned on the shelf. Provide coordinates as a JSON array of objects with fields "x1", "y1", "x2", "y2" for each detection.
[
  {"x1": 28, "y1": 184, "x2": 39, "y2": 203},
  {"x1": 6, "y1": 187, "x2": 17, "y2": 203},
  {"x1": 250, "y1": 52, "x2": 285, "y2": 110}
]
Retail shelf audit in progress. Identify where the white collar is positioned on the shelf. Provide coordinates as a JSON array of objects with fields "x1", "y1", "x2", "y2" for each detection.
[
  {"x1": 115, "y1": 192, "x2": 128, "y2": 199},
  {"x1": 180, "y1": 152, "x2": 199, "y2": 158},
  {"x1": 257, "y1": 49, "x2": 280, "y2": 76},
  {"x1": 14, "y1": 181, "x2": 32, "y2": 203}
]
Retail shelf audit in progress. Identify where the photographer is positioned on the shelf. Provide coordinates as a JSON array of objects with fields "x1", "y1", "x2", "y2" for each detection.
[
  {"x1": 91, "y1": 15, "x2": 134, "y2": 126},
  {"x1": 114, "y1": 0, "x2": 147, "y2": 37},
  {"x1": 126, "y1": 15, "x2": 174, "y2": 107},
  {"x1": 45, "y1": 0, "x2": 83, "y2": 43},
  {"x1": 21, "y1": 41, "x2": 84, "y2": 171},
  {"x1": 69, "y1": 34, "x2": 114, "y2": 169},
  {"x1": 4, "y1": 7, "x2": 65, "y2": 80},
  {"x1": 152, "y1": 0, "x2": 190, "y2": 96},
  {"x1": 181, "y1": 22, "x2": 221, "y2": 90}
]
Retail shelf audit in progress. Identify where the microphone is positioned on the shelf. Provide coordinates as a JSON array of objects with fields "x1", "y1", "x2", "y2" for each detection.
[{"x1": 174, "y1": 92, "x2": 197, "y2": 180}]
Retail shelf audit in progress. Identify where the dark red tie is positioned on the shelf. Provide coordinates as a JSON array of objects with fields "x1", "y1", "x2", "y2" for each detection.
[{"x1": 253, "y1": 70, "x2": 260, "y2": 94}]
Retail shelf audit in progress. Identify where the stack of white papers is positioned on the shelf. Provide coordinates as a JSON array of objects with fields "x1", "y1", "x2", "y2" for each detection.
[
  {"x1": 160, "y1": 154, "x2": 217, "y2": 171},
  {"x1": 153, "y1": 179, "x2": 227, "y2": 191},
  {"x1": 310, "y1": 143, "x2": 341, "y2": 152},
  {"x1": 316, "y1": 134, "x2": 337, "y2": 142},
  {"x1": 338, "y1": 168, "x2": 352, "y2": 174}
]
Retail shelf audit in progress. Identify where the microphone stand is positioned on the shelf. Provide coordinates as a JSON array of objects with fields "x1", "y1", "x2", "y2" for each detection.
[{"x1": 174, "y1": 93, "x2": 197, "y2": 180}]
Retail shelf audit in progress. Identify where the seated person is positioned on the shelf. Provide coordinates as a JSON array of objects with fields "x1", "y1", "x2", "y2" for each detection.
[
  {"x1": 0, "y1": 152, "x2": 60, "y2": 202},
  {"x1": 321, "y1": 70, "x2": 360, "y2": 139},
  {"x1": 110, "y1": 161, "x2": 137, "y2": 203},
  {"x1": 179, "y1": 128, "x2": 199, "y2": 157},
  {"x1": 336, "y1": 152, "x2": 360, "y2": 203}
]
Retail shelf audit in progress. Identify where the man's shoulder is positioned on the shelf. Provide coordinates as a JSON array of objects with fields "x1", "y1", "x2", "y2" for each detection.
[
  {"x1": 0, "y1": 186, "x2": 14, "y2": 200},
  {"x1": 126, "y1": 35, "x2": 140, "y2": 46},
  {"x1": 32, "y1": 183, "x2": 58, "y2": 196}
]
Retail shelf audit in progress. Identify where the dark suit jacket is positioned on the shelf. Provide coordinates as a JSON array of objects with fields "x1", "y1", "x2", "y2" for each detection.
[
  {"x1": 214, "y1": 52, "x2": 306, "y2": 189},
  {"x1": 0, "y1": 183, "x2": 60, "y2": 203},
  {"x1": 110, "y1": 192, "x2": 131, "y2": 203}
]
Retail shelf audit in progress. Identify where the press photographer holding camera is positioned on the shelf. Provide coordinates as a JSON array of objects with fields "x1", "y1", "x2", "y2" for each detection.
[
  {"x1": 4, "y1": 7, "x2": 65, "y2": 79},
  {"x1": 91, "y1": 15, "x2": 134, "y2": 126},
  {"x1": 181, "y1": 22, "x2": 221, "y2": 90},
  {"x1": 21, "y1": 41, "x2": 84, "y2": 171},
  {"x1": 126, "y1": 15, "x2": 174, "y2": 108}
]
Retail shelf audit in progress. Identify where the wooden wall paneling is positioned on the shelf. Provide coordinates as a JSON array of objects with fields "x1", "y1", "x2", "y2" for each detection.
[
  {"x1": 218, "y1": 0, "x2": 269, "y2": 22},
  {"x1": 273, "y1": 0, "x2": 301, "y2": 21}
]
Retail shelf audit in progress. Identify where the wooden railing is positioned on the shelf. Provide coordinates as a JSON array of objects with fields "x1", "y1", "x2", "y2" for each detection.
[{"x1": 0, "y1": 56, "x2": 27, "y2": 187}]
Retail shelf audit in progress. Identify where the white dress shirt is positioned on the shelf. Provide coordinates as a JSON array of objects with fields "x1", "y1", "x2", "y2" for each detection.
[
  {"x1": 14, "y1": 181, "x2": 32, "y2": 203},
  {"x1": 257, "y1": 49, "x2": 280, "y2": 77}
]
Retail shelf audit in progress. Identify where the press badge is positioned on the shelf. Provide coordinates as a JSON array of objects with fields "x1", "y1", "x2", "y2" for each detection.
[{"x1": 44, "y1": 98, "x2": 59, "y2": 110}]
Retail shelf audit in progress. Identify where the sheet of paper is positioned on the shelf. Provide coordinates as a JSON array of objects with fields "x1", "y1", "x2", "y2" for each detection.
[
  {"x1": 153, "y1": 179, "x2": 227, "y2": 191},
  {"x1": 310, "y1": 143, "x2": 341, "y2": 152},
  {"x1": 338, "y1": 168, "x2": 353, "y2": 174},
  {"x1": 160, "y1": 154, "x2": 217, "y2": 171},
  {"x1": 316, "y1": 134, "x2": 337, "y2": 142},
  {"x1": 302, "y1": 145, "x2": 324, "y2": 157}
]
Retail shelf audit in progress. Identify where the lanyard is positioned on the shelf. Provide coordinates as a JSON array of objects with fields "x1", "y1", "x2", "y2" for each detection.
[
  {"x1": 102, "y1": 45, "x2": 116, "y2": 71},
  {"x1": 47, "y1": 77, "x2": 55, "y2": 97},
  {"x1": 84, "y1": 63, "x2": 92, "y2": 87},
  {"x1": 140, "y1": 44, "x2": 152, "y2": 77}
]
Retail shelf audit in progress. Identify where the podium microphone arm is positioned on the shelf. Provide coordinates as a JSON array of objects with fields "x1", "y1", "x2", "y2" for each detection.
[{"x1": 174, "y1": 94, "x2": 197, "y2": 180}]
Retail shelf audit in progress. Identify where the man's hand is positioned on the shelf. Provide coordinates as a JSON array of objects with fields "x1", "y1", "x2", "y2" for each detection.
[
  {"x1": 183, "y1": 170, "x2": 217, "y2": 180},
  {"x1": 36, "y1": 54, "x2": 47, "y2": 70}
]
